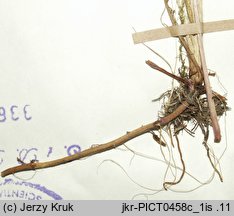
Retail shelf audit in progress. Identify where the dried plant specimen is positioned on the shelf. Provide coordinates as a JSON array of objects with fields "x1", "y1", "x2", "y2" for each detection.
[{"x1": 1, "y1": 0, "x2": 229, "y2": 193}]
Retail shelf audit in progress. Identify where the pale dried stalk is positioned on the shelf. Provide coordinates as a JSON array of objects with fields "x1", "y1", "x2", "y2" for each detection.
[
  {"x1": 184, "y1": 0, "x2": 194, "y2": 22},
  {"x1": 182, "y1": 0, "x2": 203, "y2": 83},
  {"x1": 164, "y1": 0, "x2": 203, "y2": 83}
]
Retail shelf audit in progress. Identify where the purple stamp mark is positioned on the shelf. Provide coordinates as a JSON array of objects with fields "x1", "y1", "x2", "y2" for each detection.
[{"x1": 0, "y1": 178, "x2": 63, "y2": 200}]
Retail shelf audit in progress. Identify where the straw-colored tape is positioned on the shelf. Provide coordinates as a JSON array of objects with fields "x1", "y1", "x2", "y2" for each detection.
[{"x1": 132, "y1": 19, "x2": 234, "y2": 44}]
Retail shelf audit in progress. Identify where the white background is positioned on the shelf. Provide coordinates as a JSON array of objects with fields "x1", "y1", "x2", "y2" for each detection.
[{"x1": 0, "y1": 0, "x2": 234, "y2": 199}]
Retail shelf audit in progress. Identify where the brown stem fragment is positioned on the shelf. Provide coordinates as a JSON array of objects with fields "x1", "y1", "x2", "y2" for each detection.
[
  {"x1": 150, "y1": 131, "x2": 167, "y2": 147},
  {"x1": 1, "y1": 102, "x2": 189, "y2": 178},
  {"x1": 193, "y1": 0, "x2": 221, "y2": 143},
  {"x1": 146, "y1": 60, "x2": 191, "y2": 85},
  {"x1": 1, "y1": 122, "x2": 158, "y2": 177},
  {"x1": 160, "y1": 101, "x2": 189, "y2": 125}
]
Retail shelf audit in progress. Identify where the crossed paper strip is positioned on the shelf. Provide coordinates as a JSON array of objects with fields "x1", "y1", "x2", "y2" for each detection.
[{"x1": 132, "y1": 19, "x2": 234, "y2": 44}]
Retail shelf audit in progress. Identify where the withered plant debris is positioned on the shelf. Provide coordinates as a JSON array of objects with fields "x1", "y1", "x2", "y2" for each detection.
[{"x1": 159, "y1": 82, "x2": 227, "y2": 131}]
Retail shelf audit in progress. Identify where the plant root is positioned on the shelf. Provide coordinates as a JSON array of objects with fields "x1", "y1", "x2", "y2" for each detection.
[{"x1": 163, "y1": 135, "x2": 185, "y2": 190}]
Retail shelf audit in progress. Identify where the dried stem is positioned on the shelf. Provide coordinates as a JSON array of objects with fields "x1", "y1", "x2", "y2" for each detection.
[
  {"x1": 1, "y1": 101, "x2": 189, "y2": 178},
  {"x1": 146, "y1": 60, "x2": 190, "y2": 85},
  {"x1": 193, "y1": 0, "x2": 221, "y2": 142}
]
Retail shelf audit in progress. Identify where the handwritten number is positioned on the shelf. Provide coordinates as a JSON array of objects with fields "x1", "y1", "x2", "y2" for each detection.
[
  {"x1": 0, "y1": 105, "x2": 32, "y2": 122},
  {"x1": 10, "y1": 105, "x2": 19, "y2": 121},
  {"x1": 0, "y1": 150, "x2": 5, "y2": 165},
  {"x1": 24, "y1": 105, "x2": 32, "y2": 120},
  {"x1": 67, "y1": 144, "x2": 81, "y2": 156},
  {"x1": 0, "y1": 107, "x2": 6, "y2": 122}
]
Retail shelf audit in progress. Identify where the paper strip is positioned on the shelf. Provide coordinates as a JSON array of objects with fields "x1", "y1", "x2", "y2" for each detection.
[{"x1": 132, "y1": 19, "x2": 234, "y2": 44}]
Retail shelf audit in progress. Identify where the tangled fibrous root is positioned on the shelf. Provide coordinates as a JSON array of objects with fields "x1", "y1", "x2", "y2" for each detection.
[
  {"x1": 160, "y1": 84, "x2": 228, "y2": 135},
  {"x1": 156, "y1": 83, "x2": 228, "y2": 188}
]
